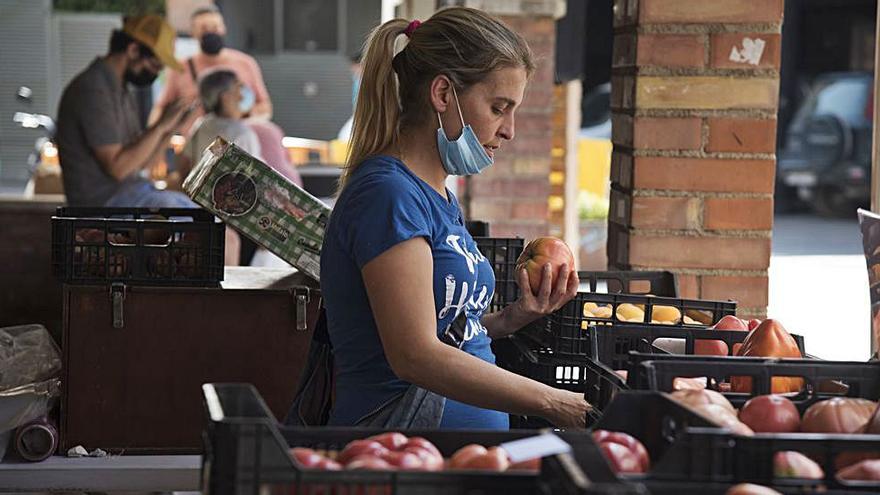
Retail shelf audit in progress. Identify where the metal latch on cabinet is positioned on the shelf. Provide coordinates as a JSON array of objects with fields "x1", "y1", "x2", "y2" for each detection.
[
  {"x1": 292, "y1": 287, "x2": 310, "y2": 331},
  {"x1": 110, "y1": 283, "x2": 126, "y2": 329}
]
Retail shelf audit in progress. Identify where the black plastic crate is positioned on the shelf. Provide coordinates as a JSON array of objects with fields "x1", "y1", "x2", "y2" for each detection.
[
  {"x1": 493, "y1": 337, "x2": 607, "y2": 428},
  {"x1": 202, "y1": 383, "x2": 626, "y2": 495},
  {"x1": 553, "y1": 292, "x2": 737, "y2": 332},
  {"x1": 472, "y1": 236, "x2": 680, "y2": 316},
  {"x1": 465, "y1": 220, "x2": 490, "y2": 237},
  {"x1": 584, "y1": 391, "x2": 880, "y2": 492},
  {"x1": 631, "y1": 356, "x2": 880, "y2": 412},
  {"x1": 661, "y1": 428, "x2": 880, "y2": 492},
  {"x1": 593, "y1": 324, "x2": 807, "y2": 373},
  {"x1": 474, "y1": 237, "x2": 524, "y2": 313},
  {"x1": 579, "y1": 271, "x2": 678, "y2": 298},
  {"x1": 52, "y1": 207, "x2": 224, "y2": 286}
]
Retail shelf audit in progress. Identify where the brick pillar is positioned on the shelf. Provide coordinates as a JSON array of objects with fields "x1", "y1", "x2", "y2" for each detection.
[
  {"x1": 462, "y1": 0, "x2": 564, "y2": 241},
  {"x1": 608, "y1": 0, "x2": 783, "y2": 318}
]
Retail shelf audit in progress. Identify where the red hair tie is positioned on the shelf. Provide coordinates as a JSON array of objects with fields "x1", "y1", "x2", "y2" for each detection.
[{"x1": 404, "y1": 20, "x2": 421, "y2": 38}]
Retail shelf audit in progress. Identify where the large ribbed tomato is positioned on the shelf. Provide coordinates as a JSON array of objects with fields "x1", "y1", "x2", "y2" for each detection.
[
  {"x1": 730, "y1": 319, "x2": 803, "y2": 394},
  {"x1": 515, "y1": 237, "x2": 575, "y2": 296},
  {"x1": 801, "y1": 398, "x2": 877, "y2": 434}
]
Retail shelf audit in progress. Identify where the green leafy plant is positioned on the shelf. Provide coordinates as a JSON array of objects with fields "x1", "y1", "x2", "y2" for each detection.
[{"x1": 578, "y1": 191, "x2": 609, "y2": 221}]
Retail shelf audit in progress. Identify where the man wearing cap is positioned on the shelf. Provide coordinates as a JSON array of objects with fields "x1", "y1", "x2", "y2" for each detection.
[{"x1": 56, "y1": 15, "x2": 197, "y2": 208}]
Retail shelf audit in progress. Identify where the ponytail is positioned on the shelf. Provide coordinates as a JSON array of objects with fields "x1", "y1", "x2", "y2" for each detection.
[{"x1": 341, "y1": 18, "x2": 409, "y2": 188}]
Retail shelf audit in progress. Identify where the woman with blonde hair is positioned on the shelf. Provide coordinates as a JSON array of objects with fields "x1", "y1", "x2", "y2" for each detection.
[{"x1": 320, "y1": 7, "x2": 589, "y2": 429}]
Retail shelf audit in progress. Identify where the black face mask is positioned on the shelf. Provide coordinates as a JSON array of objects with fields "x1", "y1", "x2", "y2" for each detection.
[
  {"x1": 200, "y1": 33, "x2": 225, "y2": 55},
  {"x1": 125, "y1": 67, "x2": 159, "y2": 87}
]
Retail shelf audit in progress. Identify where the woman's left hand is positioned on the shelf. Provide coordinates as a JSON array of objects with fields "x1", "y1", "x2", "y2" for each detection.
[{"x1": 509, "y1": 262, "x2": 579, "y2": 325}]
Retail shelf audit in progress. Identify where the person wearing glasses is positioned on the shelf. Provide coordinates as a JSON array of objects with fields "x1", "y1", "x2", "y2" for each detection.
[{"x1": 57, "y1": 15, "x2": 195, "y2": 208}]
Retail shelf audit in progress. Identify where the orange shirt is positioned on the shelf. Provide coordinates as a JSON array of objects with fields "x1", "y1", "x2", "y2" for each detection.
[{"x1": 156, "y1": 48, "x2": 271, "y2": 133}]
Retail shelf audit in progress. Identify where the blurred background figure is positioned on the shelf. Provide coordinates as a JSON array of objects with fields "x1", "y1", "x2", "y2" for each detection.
[
  {"x1": 180, "y1": 69, "x2": 262, "y2": 171},
  {"x1": 150, "y1": 4, "x2": 272, "y2": 134}
]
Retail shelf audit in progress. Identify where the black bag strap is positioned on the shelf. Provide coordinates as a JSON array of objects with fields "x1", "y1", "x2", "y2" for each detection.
[
  {"x1": 187, "y1": 58, "x2": 198, "y2": 82},
  {"x1": 283, "y1": 307, "x2": 334, "y2": 426}
]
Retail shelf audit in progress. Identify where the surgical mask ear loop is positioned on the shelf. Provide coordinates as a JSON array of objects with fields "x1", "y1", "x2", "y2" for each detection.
[{"x1": 436, "y1": 82, "x2": 467, "y2": 136}]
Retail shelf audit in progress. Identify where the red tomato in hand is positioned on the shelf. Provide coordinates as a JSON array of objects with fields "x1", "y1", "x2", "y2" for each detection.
[
  {"x1": 515, "y1": 237, "x2": 575, "y2": 296},
  {"x1": 739, "y1": 395, "x2": 801, "y2": 433}
]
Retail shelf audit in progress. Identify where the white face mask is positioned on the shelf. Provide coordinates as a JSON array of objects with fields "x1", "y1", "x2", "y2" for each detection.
[{"x1": 436, "y1": 85, "x2": 493, "y2": 176}]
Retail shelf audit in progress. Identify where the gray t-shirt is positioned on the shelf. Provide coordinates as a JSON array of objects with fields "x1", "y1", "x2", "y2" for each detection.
[
  {"x1": 183, "y1": 114, "x2": 263, "y2": 165},
  {"x1": 57, "y1": 58, "x2": 150, "y2": 206}
]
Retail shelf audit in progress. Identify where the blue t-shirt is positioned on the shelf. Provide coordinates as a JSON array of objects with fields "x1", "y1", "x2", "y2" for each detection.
[{"x1": 320, "y1": 155, "x2": 508, "y2": 430}]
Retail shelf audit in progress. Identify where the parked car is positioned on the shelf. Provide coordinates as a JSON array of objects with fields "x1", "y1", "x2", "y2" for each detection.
[{"x1": 777, "y1": 72, "x2": 874, "y2": 216}]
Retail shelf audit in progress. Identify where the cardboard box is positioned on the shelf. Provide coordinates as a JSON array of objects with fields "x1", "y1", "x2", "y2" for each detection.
[{"x1": 183, "y1": 138, "x2": 329, "y2": 281}]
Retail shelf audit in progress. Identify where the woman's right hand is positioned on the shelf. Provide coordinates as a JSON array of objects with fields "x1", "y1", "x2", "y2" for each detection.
[{"x1": 544, "y1": 389, "x2": 592, "y2": 428}]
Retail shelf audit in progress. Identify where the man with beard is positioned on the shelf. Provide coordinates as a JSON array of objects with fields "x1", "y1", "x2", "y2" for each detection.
[
  {"x1": 57, "y1": 15, "x2": 196, "y2": 207},
  {"x1": 151, "y1": 5, "x2": 272, "y2": 134}
]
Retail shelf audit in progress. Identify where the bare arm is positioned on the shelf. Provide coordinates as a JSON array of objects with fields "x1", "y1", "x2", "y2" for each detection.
[
  {"x1": 94, "y1": 99, "x2": 193, "y2": 181},
  {"x1": 482, "y1": 264, "x2": 579, "y2": 340},
  {"x1": 362, "y1": 238, "x2": 588, "y2": 427}
]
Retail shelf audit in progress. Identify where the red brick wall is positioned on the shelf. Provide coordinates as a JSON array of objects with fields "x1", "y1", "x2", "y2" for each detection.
[
  {"x1": 608, "y1": 0, "x2": 784, "y2": 318},
  {"x1": 465, "y1": 15, "x2": 556, "y2": 240}
]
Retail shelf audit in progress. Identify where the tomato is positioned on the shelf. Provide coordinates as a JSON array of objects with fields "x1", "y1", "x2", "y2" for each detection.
[
  {"x1": 338, "y1": 440, "x2": 390, "y2": 466},
  {"x1": 863, "y1": 403, "x2": 880, "y2": 434},
  {"x1": 290, "y1": 447, "x2": 324, "y2": 468},
  {"x1": 725, "y1": 484, "x2": 782, "y2": 495},
  {"x1": 802, "y1": 398, "x2": 880, "y2": 469},
  {"x1": 367, "y1": 432, "x2": 408, "y2": 451},
  {"x1": 381, "y1": 451, "x2": 424, "y2": 470},
  {"x1": 515, "y1": 237, "x2": 575, "y2": 296},
  {"x1": 400, "y1": 437, "x2": 441, "y2": 458},
  {"x1": 597, "y1": 441, "x2": 643, "y2": 474},
  {"x1": 731, "y1": 319, "x2": 804, "y2": 394},
  {"x1": 315, "y1": 458, "x2": 342, "y2": 470},
  {"x1": 591, "y1": 430, "x2": 650, "y2": 472},
  {"x1": 738, "y1": 395, "x2": 801, "y2": 433},
  {"x1": 774, "y1": 451, "x2": 823, "y2": 479},
  {"x1": 696, "y1": 315, "x2": 749, "y2": 356},
  {"x1": 837, "y1": 459, "x2": 880, "y2": 481},
  {"x1": 670, "y1": 389, "x2": 736, "y2": 415},
  {"x1": 747, "y1": 319, "x2": 761, "y2": 331},
  {"x1": 801, "y1": 398, "x2": 877, "y2": 434},
  {"x1": 448, "y1": 444, "x2": 489, "y2": 469},
  {"x1": 401, "y1": 445, "x2": 444, "y2": 471},
  {"x1": 692, "y1": 403, "x2": 754, "y2": 436},
  {"x1": 346, "y1": 455, "x2": 392, "y2": 470},
  {"x1": 508, "y1": 457, "x2": 541, "y2": 471},
  {"x1": 458, "y1": 447, "x2": 510, "y2": 471}
]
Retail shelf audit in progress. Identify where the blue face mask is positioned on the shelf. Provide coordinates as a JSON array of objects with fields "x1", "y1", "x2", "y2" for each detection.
[
  {"x1": 436, "y1": 85, "x2": 493, "y2": 176},
  {"x1": 239, "y1": 85, "x2": 255, "y2": 114}
]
